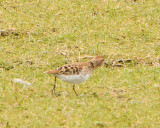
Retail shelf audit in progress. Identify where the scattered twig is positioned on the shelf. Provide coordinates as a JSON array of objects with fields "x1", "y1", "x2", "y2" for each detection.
[{"x1": 0, "y1": 28, "x2": 19, "y2": 36}]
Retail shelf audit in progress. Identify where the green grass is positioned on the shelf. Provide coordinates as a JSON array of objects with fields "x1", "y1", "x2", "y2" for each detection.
[{"x1": 0, "y1": 0, "x2": 160, "y2": 127}]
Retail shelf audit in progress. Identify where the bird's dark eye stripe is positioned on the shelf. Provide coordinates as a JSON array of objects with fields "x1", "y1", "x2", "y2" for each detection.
[
  {"x1": 90, "y1": 61, "x2": 94, "y2": 68},
  {"x1": 60, "y1": 71, "x2": 64, "y2": 73}
]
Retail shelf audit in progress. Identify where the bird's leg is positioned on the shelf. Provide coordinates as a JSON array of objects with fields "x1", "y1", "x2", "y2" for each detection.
[
  {"x1": 51, "y1": 77, "x2": 56, "y2": 95},
  {"x1": 73, "y1": 84, "x2": 78, "y2": 96}
]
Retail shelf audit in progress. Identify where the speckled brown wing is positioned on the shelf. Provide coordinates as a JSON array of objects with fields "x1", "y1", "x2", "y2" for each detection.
[{"x1": 45, "y1": 62, "x2": 87, "y2": 75}]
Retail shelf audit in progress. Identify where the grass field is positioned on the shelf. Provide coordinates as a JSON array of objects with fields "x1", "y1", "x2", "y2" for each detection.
[{"x1": 0, "y1": 0, "x2": 160, "y2": 127}]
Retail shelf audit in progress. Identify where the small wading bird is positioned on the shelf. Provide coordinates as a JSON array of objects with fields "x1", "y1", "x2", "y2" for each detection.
[{"x1": 44, "y1": 56, "x2": 105, "y2": 96}]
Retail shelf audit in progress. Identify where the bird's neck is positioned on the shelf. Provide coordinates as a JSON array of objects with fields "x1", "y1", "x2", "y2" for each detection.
[{"x1": 88, "y1": 60, "x2": 101, "y2": 69}]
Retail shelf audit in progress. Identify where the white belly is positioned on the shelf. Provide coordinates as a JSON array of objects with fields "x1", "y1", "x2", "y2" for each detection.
[{"x1": 55, "y1": 74, "x2": 91, "y2": 84}]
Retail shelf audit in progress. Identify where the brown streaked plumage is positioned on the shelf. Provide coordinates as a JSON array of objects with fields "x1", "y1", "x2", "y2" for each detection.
[{"x1": 44, "y1": 56, "x2": 105, "y2": 96}]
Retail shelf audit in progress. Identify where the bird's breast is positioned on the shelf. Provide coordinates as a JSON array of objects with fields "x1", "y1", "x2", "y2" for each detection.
[{"x1": 56, "y1": 74, "x2": 91, "y2": 84}]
